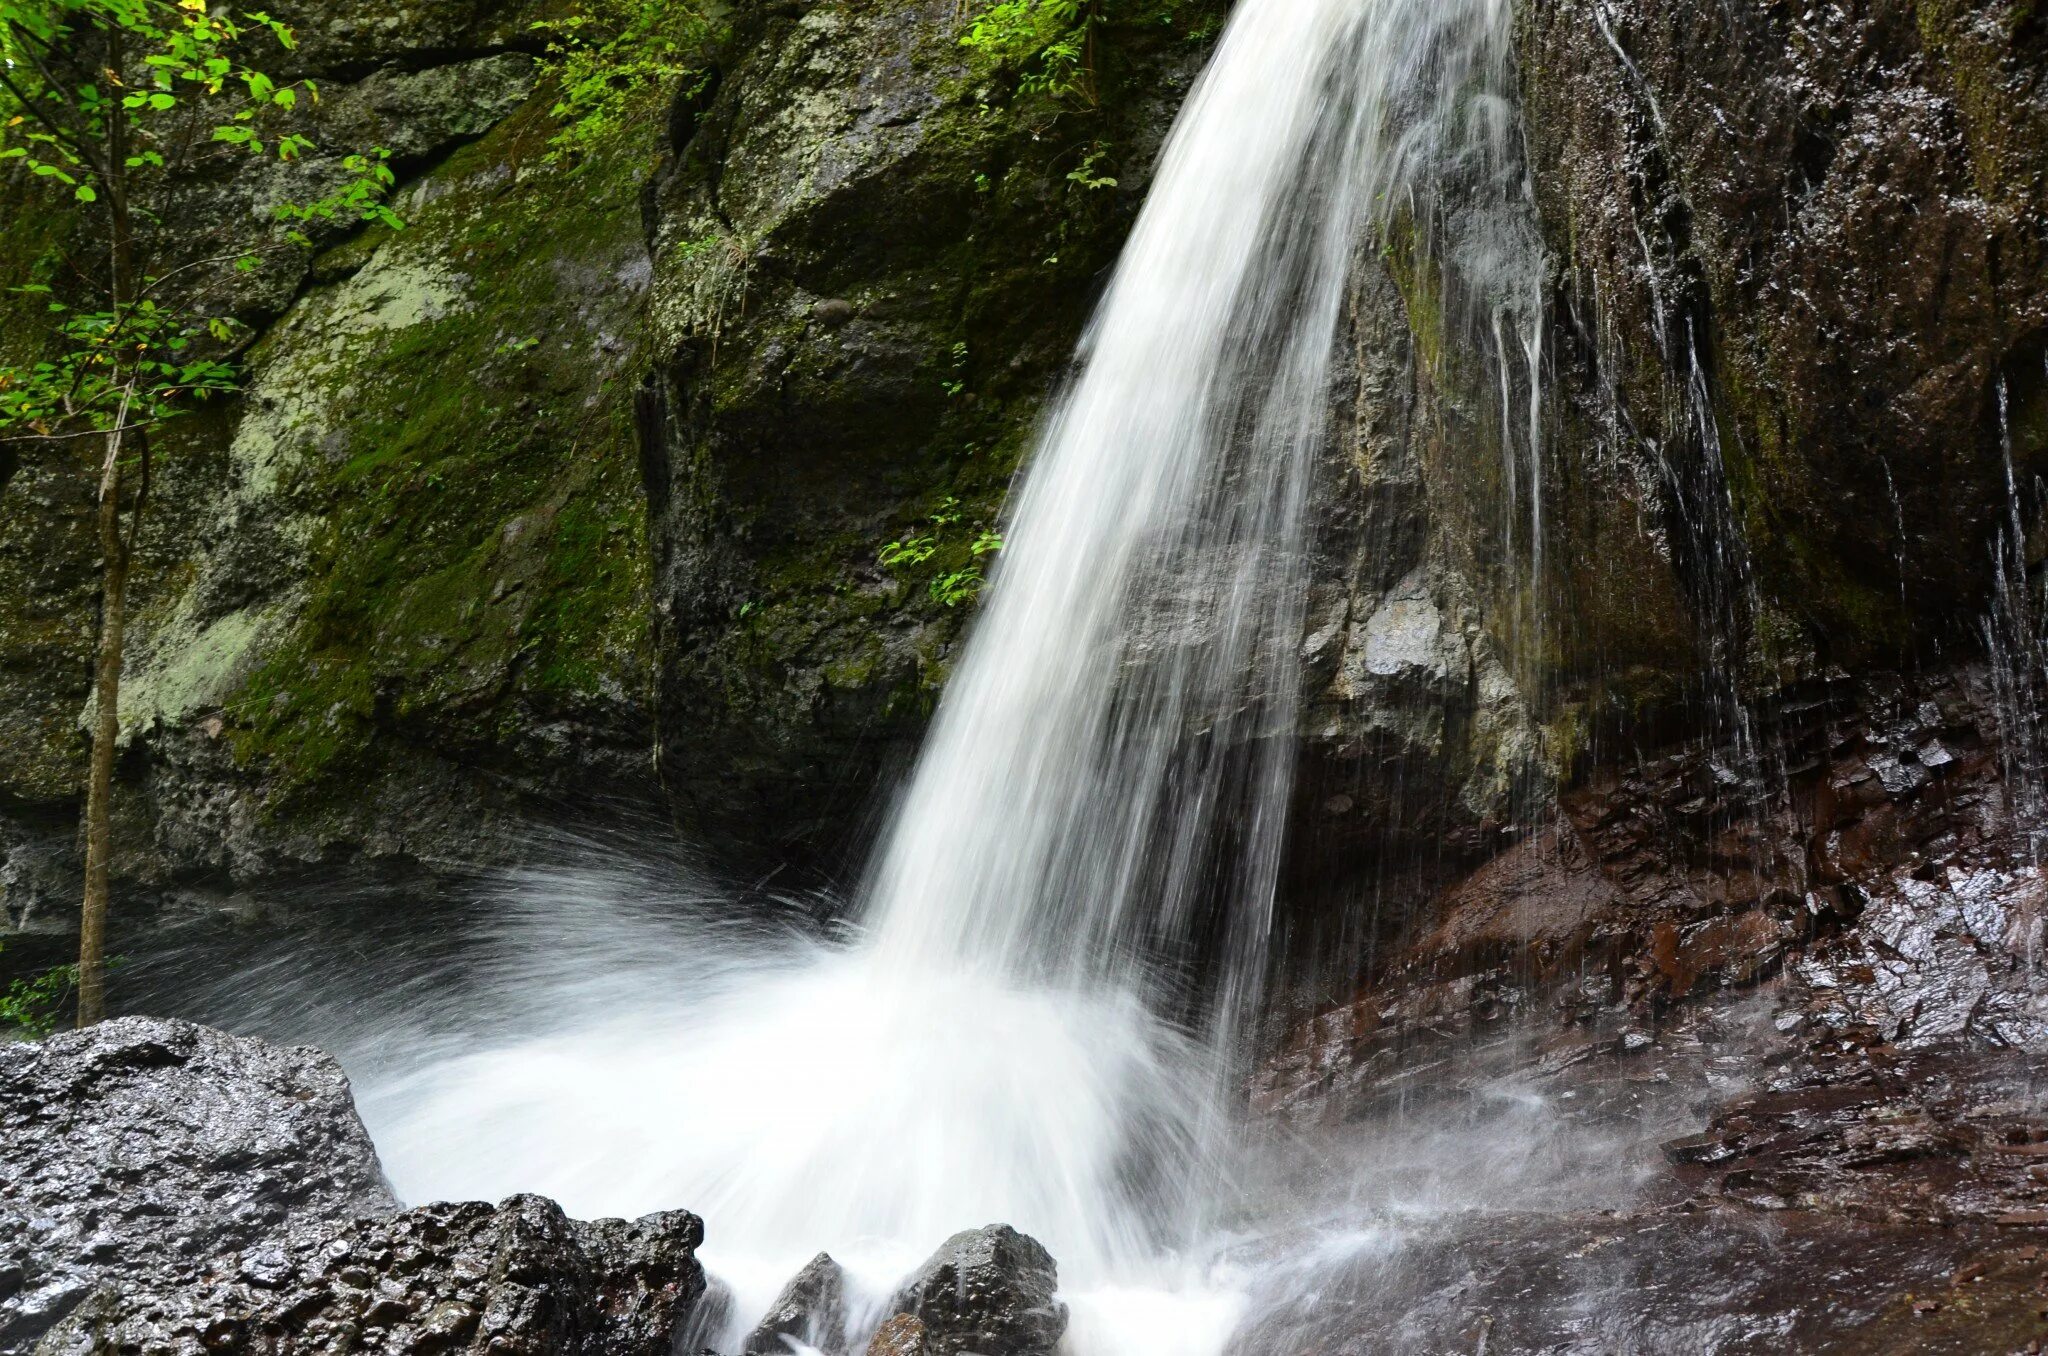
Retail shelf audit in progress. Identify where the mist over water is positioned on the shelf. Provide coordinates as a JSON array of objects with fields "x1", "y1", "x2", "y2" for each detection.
[
  {"x1": 346, "y1": 874, "x2": 1234, "y2": 1353},
  {"x1": 144, "y1": 0, "x2": 1577, "y2": 1349},
  {"x1": 143, "y1": 856, "x2": 1687, "y2": 1354}
]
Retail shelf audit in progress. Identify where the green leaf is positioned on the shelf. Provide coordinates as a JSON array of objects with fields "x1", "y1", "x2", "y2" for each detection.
[{"x1": 74, "y1": 184, "x2": 96, "y2": 202}]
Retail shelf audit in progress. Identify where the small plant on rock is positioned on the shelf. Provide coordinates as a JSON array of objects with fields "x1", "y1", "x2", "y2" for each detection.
[
  {"x1": 0, "y1": 945, "x2": 77, "y2": 1038},
  {"x1": 880, "y1": 498, "x2": 1005, "y2": 608},
  {"x1": 531, "y1": 0, "x2": 727, "y2": 158}
]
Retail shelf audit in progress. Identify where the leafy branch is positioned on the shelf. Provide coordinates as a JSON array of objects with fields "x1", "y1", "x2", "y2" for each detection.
[
  {"x1": 530, "y1": 0, "x2": 725, "y2": 159},
  {"x1": 0, "y1": 0, "x2": 405, "y2": 1027}
]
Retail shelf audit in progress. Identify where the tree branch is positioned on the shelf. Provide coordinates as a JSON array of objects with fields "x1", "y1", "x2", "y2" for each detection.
[
  {"x1": 123, "y1": 421, "x2": 151, "y2": 558},
  {"x1": 0, "y1": 418, "x2": 163, "y2": 446},
  {"x1": 140, "y1": 241, "x2": 300, "y2": 297},
  {"x1": 0, "y1": 65, "x2": 104, "y2": 179}
]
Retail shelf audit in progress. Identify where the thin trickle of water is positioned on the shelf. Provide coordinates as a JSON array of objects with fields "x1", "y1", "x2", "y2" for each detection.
[
  {"x1": 1880, "y1": 456, "x2": 1910, "y2": 624},
  {"x1": 1982, "y1": 374, "x2": 2048, "y2": 860},
  {"x1": 1589, "y1": 0, "x2": 1672, "y2": 143}
]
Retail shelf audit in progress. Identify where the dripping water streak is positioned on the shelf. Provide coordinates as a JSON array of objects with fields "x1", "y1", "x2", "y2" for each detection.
[{"x1": 1983, "y1": 374, "x2": 2048, "y2": 861}]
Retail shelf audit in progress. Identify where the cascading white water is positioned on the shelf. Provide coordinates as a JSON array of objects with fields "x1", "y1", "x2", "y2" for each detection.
[{"x1": 330, "y1": 0, "x2": 1547, "y2": 1349}]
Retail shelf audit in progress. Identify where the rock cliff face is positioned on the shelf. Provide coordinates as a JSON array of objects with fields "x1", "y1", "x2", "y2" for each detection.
[
  {"x1": 0, "y1": 0, "x2": 2044, "y2": 977},
  {"x1": 635, "y1": 0, "x2": 1223, "y2": 863},
  {"x1": 0, "y1": 0, "x2": 652, "y2": 938},
  {"x1": 0, "y1": 0, "x2": 1229, "y2": 936},
  {"x1": 1293, "y1": 0, "x2": 2048, "y2": 877},
  {"x1": 1521, "y1": 0, "x2": 2048, "y2": 665}
]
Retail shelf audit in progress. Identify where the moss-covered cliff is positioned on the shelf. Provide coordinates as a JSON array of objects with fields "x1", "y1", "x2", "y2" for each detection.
[
  {"x1": 0, "y1": 0, "x2": 1230, "y2": 927},
  {"x1": 637, "y1": 0, "x2": 1226, "y2": 864},
  {"x1": 0, "y1": 2, "x2": 653, "y2": 928}
]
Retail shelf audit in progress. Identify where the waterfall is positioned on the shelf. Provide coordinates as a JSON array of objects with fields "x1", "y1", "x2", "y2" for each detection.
[
  {"x1": 246, "y1": 0, "x2": 1554, "y2": 1350},
  {"x1": 865, "y1": 0, "x2": 1535, "y2": 1029}
]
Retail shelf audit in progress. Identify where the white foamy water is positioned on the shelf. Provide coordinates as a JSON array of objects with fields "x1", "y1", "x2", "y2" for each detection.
[
  {"x1": 352, "y1": 0, "x2": 1545, "y2": 1349},
  {"x1": 360, "y1": 880, "x2": 1238, "y2": 1353}
]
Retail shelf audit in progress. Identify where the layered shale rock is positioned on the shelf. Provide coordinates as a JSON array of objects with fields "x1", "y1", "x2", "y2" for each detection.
[{"x1": 1255, "y1": 663, "x2": 2048, "y2": 1352}]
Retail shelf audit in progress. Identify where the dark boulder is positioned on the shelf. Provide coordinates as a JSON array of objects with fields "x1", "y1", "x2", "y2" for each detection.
[
  {"x1": 745, "y1": 1252, "x2": 847, "y2": 1354},
  {"x1": 0, "y1": 1016, "x2": 395, "y2": 1348},
  {"x1": 0, "y1": 1017, "x2": 707, "y2": 1355},
  {"x1": 36, "y1": 1194, "x2": 706, "y2": 1356},
  {"x1": 883, "y1": 1226, "x2": 1065, "y2": 1356}
]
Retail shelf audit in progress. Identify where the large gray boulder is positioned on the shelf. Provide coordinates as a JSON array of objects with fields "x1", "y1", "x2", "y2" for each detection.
[
  {"x1": 0, "y1": 1016, "x2": 396, "y2": 1347},
  {"x1": 0, "y1": 1017, "x2": 707, "y2": 1355},
  {"x1": 883, "y1": 1226, "x2": 1065, "y2": 1356}
]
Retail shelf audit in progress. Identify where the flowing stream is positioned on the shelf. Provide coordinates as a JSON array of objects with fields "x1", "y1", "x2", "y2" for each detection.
[{"x1": 249, "y1": 0, "x2": 1549, "y2": 1349}]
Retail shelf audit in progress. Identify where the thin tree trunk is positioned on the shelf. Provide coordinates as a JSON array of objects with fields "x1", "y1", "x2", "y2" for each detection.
[
  {"x1": 77, "y1": 413, "x2": 129, "y2": 1028},
  {"x1": 78, "y1": 22, "x2": 134, "y2": 1029}
]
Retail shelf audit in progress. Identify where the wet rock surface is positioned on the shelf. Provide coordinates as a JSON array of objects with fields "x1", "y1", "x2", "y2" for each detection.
[
  {"x1": 881, "y1": 1226, "x2": 1065, "y2": 1356},
  {"x1": 1232, "y1": 1205, "x2": 2037, "y2": 1355},
  {"x1": 38, "y1": 1195, "x2": 706, "y2": 1356},
  {"x1": 0, "y1": 1017, "x2": 705, "y2": 1356},
  {"x1": 744, "y1": 1252, "x2": 846, "y2": 1355},
  {"x1": 1241, "y1": 1003, "x2": 2048, "y2": 1352},
  {"x1": 1518, "y1": 0, "x2": 2048, "y2": 659},
  {"x1": 1264, "y1": 665, "x2": 2042, "y2": 1113},
  {"x1": 862, "y1": 1314, "x2": 928, "y2": 1356},
  {"x1": 0, "y1": 1017, "x2": 395, "y2": 1349},
  {"x1": 1260, "y1": 663, "x2": 2048, "y2": 1351}
]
